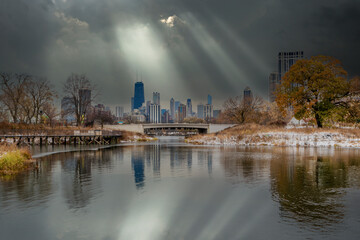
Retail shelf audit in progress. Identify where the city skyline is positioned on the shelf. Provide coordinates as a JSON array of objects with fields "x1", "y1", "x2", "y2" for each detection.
[{"x1": 1, "y1": 0, "x2": 359, "y2": 109}]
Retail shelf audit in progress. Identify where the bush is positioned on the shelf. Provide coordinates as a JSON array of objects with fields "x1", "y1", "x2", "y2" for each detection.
[{"x1": 0, "y1": 145, "x2": 32, "y2": 175}]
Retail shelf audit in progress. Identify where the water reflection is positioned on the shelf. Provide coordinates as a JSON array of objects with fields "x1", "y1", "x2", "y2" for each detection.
[
  {"x1": 1, "y1": 144, "x2": 360, "y2": 239},
  {"x1": 270, "y1": 148, "x2": 360, "y2": 230},
  {"x1": 131, "y1": 146, "x2": 146, "y2": 189}
]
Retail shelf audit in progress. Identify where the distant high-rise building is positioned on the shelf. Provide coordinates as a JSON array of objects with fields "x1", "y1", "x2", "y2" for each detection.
[
  {"x1": 146, "y1": 100, "x2": 151, "y2": 116},
  {"x1": 268, "y1": 51, "x2": 304, "y2": 102},
  {"x1": 149, "y1": 104, "x2": 161, "y2": 123},
  {"x1": 186, "y1": 99, "x2": 192, "y2": 117},
  {"x1": 170, "y1": 98, "x2": 175, "y2": 120},
  {"x1": 153, "y1": 92, "x2": 160, "y2": 105},
  {"x1": 197, "y1": 104, "x2": 204, "y2": 119},
  {"x1": 213, "y1": 110, "x2": 221, "y2": 119},
  {"x1": 79, "y1": 88, "x2": 91, "y2": 115},
  {"x1": 131, "y1": 97, "x2": 134, "y2": 111},
  {"x1": 269, "y1": 72, "x2": 279, "y2": 102},
  {"x1": 115, "y1": 106, "x2": 124, "y2": 118},
  {"x1": 243, "y1": 87, "x2": 253, "y2": 104},
  {"x1": 61, "y1": 97, "x2": 75, "y2": 123},
  {"x1": 178, "y1": 104, "x2": 186, "y2": 122},
  {"x1": 278, "y1": 51, "x2": 304, "y2": 82},
  {"x1": 175, "y1": 101, "x2": 180, "y2": 113},
  {"x1": 134, "y1": 82, "x2": 145, "y2": 110},
  {"x1": 208, "y1": 94, "x2": 212, "y2": 105},
  {"x1": 204, "y1": 104, "x2": 213, "y2": 122},
  {"x1": 161, "y1": 110, "x2": 170, "y2": 123}
]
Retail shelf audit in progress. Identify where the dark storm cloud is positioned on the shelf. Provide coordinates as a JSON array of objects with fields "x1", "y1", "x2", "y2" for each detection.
[{"x1": 1, "y1": 0, "x2": 359, "y2": 110}]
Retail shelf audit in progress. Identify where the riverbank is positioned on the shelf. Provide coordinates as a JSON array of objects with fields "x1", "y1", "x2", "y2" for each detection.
[
  {"x1": 186, "y1": 124, "x2": 360, "y2": 148},
  {"x1": 0, "y1": 145, "x2": 33, "y2": 175}
]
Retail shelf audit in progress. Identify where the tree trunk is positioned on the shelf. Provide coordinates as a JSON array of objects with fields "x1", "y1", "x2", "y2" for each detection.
[{"x1": 315, "y1": 112, "x2": 323, "y2": 128}]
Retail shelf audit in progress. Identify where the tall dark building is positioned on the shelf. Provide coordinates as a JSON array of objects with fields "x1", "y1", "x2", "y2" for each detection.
[
  {"x1": 243, "y1": 87, "x2": 253, "y2": 104},
  {"x1": 170, "y1": 98, "x2": 175, "y2": 120},
  {"x1": 278, "y1": 51, "x2": 304, "y2": 82},
  {"x1": 79, "y1": 88, "x2": 91, "y2": 115},
  {"x1": 133, "y1": 82, "x2": 145, "y2": 110},
  {"x1": 268, "y1": 51, "x2": 304, "y2": 102},
  {"x1": 153, "y1": 92, "x2": 160, "y2": 105},
  {"x1": 208, "y1": 94, "x2": 212, "y2": 105},
  {"x1": 186, "y1": 98, "x2": 192, "y2": 117},
  {"x1": 178, "y1": 104, "x2": 186, "y2": 123}
]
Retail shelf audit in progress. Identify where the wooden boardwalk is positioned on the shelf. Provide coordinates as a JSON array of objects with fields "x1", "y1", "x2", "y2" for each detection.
[{"x1": 0, "y1": 134, "x2": 123, "y2": 146}]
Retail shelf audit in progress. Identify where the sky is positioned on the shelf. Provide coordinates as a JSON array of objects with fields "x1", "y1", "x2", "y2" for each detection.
[{"x1": 1, "y1": 0, "x2": 359, "y2": 111}]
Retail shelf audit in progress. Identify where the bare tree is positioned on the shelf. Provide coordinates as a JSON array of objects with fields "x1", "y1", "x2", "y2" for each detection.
[
  {"x1": 42, "y1": 102, "x2": 59, "y2": 127},
  {"x1": 63, "y1": 74, "x2": 97, "y2": 126},
  {"x1": 17, "y1": 77, "x2": 56, "y2": 124},
  {"x1": 87, "y1": 109, "x2": 115, "y2": 128},
  {"x1": 0, "y1": 73, "x2": 31, "y2": 123},
  {"x1": 222, "y1": 95, "x2": 264, "y2": 124}
]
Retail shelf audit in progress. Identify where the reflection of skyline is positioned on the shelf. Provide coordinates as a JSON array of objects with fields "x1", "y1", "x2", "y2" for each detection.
[{"x1": 131, "y1": 147, "x2": 145, "y2": 189}]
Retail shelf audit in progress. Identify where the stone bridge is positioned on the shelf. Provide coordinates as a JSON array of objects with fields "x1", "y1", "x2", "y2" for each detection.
[{"x1": 104, "y1": 124, "x2": 235, "y2": 135}]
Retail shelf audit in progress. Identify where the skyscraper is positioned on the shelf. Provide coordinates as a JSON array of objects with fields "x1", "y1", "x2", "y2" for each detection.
[
  {"x1": 61, "y1": 97, "x2": 75, "y2": 123},
  {"x1": 131, "y1": 97, "x2": 134, "y2": 111},
  {"x1": 213, "y1": 110, "x2": 221, "y2": 119},
  {"x1": 175, "y1": 101, "x2": 180, "y2": 113},
  {"x1": 133, "y1": 82, "x2": 145, "y2": 110},
  {"x1": 79, "y1": 88, "x2": 91, "y2": 115},
  {"x1": 204, "y1": 104, "x2": 213, "y2": 122},
  {"x1": 115, "y1": 106, "x2": 124, "y2": 118},
  {"x1": 149, "y1": 104, "x2": 161, "y2": 123},
  {"x1": 268, "y1": 51, "x2": 304, "y2": 102},
  {"x1": 146, "y1": 100, "x2": 151, "y2": 116},
  {"x1": 208, "y1": 94, "x2": 212, "y2": 105},
  {"x1": 178, "y1": 104, "x2": 186, "y2": 123},
  {"x1": 186, "y1": 98, "x2": 192, "y2": 117},
  {"x1": 278, "y1": 51, "x2": 304, "y2": 82},
  {"x1": 170, "y1": 98, "x2": 175, "y2": 120},
  {"x1": 269, "y1": 72, "x2": 279, "y2": 102},
  {"x1": 153, "y1": 92, "x2": 160, "y2": 105},
  {"x1": 243, "y1": 87, "x2": 253, "y2": 104},
  {"x1": 197, "y1": 104, "x2": 204, "y2": 119}
]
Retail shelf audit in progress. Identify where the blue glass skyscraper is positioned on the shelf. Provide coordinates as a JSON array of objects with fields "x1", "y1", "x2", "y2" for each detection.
[
  {"x1": 207, "y1": 94, "x2": 212, "y2": 105},
  {"x1": 133, "y1": 82, "x2": 144, "y2": 110}
]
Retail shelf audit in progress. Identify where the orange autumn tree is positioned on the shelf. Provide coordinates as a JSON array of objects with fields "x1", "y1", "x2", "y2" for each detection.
[{"x1": 275, "y1": 56, "x2": 349, "y2": 128}]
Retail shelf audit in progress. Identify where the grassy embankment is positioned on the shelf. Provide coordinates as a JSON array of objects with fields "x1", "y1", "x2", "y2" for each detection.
[
  {"x1": 0, "y1": 144, "x2": 33, "y2": 175},
  {"x1": 187, "y1": 124, "x2": 360, "y2": 147}
]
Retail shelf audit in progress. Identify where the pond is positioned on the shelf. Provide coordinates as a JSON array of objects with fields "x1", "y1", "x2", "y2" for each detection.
[{"x1": 1, "y1": 137, "x2": 360, "y2": 239}]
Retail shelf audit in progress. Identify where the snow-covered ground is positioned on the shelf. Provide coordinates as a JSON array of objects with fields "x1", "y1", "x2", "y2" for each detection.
[{"x1": 187, "y1": 131, "x2": 360, "y2": 148}]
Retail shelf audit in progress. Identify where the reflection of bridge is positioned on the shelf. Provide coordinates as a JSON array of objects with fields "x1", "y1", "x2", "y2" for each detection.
[{"x1": 104, "y1": 124, "x2": 235, "y2": 135}]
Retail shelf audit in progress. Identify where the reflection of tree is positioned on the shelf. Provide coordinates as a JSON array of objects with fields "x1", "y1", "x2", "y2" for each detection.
[
  {"x1": 62, "y1": 152, "x2": 97, "y2": 209},
  {"x1": 270, "y1": 155, "x2": 348, "y2": 228},
  {"x1": 0, "y1": 154, "x2": 56, "y2": 208},
  {"x1": 220, "y1": 148, "x2": 269, "y2": 184}
]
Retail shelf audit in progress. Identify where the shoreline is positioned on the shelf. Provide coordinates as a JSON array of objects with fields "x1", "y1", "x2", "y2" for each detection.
[{"x1": 186, "y1": 125, "x2": 360, "y2": 149}]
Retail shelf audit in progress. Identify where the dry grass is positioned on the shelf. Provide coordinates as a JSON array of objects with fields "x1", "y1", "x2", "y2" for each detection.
[
  {"x1": 0, "y1": 144, "x2": 33, "y2": 175},
  {"x1": 188, "y1": 123, "x2": 360, "y2": 142}
]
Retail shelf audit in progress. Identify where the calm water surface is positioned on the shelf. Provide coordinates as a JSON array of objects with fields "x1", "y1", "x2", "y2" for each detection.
[{"x1": 1, "y1": 137, "x2": 360, "y2": 240}]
